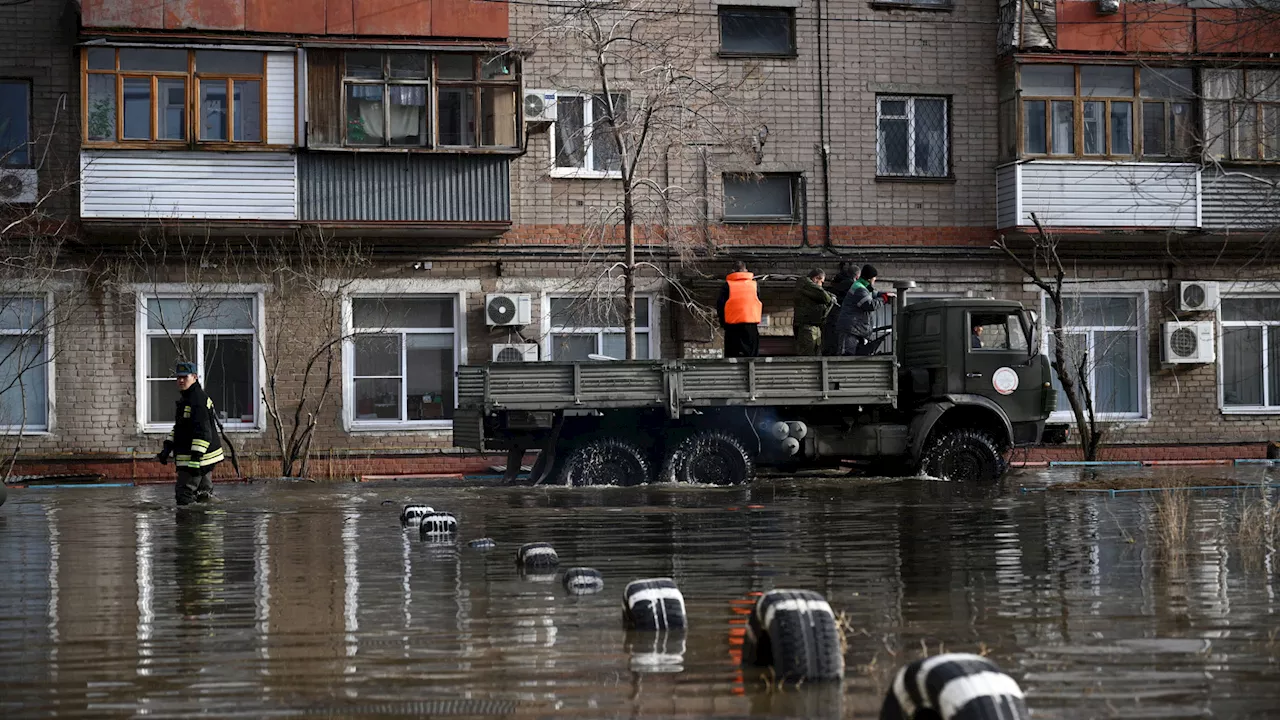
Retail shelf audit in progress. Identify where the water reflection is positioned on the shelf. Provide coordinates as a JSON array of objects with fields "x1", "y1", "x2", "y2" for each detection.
[{"x1": 0, "y1": 476, "x2": 1277, "y2": 718}]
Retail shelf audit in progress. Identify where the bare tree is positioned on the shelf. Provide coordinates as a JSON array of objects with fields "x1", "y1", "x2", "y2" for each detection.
[
  {"x1": 996, "y1": 214, "x2": 1107, "y2": 460},
  {"x1": 526, "y1": 0, "x2": 759, "y2": 357}
]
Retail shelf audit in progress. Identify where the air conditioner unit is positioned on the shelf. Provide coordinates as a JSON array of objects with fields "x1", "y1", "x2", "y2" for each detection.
[
  {"x1": 1097, "y1": 0, "x2": 1119, "y2": 15},
  {"x1": 485, "y1": 293, "x2": 532, "y2": 326},
  {"x1": 1179, "y1": 281, "x2": 1220, "y2": 312},
  {"x1": 1162, "y1": 321, "x2": 1216, "y2": 364},
  {"x1": 0, "y1": 169, "x2": 37, "y2": 205},
  {"x1": 524, "y1": 89, "x2": 557, "y2": 123},
  {"x1": 492, "y1": 343, "x2": 539, "y2": 362}
]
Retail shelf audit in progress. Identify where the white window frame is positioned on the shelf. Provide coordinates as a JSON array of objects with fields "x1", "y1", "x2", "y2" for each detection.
[
  {"x1": 548, "y1": 91, "x2": 625, "y2": 180},
  {"x1": 543, "y1": 293, "x2": 659, "y2": 361},
  {"x1": 1217, "y1": 292, "x2": 1280, "y2": 414},
  {"x1": 1041, "y1": 290, "x2": 1149, "y2": 423},
  {"x1": 135, "y1": 287, "x2": 266, "y2": 434},
  {"x1": 0, "y1": 292, "x2": 55, "y2": 435},
  {"x1": 342, "y1": 292, "x2": 466, "y2": 431},
  {"x1": 876, "y1": 95, "x2": 950, "y2": 178}
]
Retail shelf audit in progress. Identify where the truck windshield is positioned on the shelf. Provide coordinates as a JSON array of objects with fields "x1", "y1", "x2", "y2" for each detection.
[{"x1": 969, "y1": 312, "x2": 1029, "y2": 351}]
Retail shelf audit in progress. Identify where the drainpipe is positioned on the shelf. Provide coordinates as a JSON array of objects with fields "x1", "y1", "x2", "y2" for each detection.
[
  {"x1": 815, "y1": 0, "x2": 832, "y2": 249},
  {"x1": 800, "y1": 175, "x2": 809, "y2": 248}
]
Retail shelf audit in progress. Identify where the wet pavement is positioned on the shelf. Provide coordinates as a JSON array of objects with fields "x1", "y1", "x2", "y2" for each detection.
[{"x1": 1, "y1": 469, "x2": 1278, "y2": 719}]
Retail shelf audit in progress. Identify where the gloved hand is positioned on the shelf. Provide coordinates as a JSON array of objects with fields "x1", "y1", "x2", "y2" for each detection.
[
  {"x1": 879, "y1": 292, "x2": 892, "y2": 303},
  {"x1": 155, "y1": 448, "x2": 171, "y2": 464},
  {"x1": 189, "y1": 450, "x2": 203, "y2": 467}
]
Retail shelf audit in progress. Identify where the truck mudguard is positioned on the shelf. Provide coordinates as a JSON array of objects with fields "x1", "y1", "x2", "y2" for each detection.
[{"x1": 908, "y1": 394, "x2": 1015, "y2": 464}]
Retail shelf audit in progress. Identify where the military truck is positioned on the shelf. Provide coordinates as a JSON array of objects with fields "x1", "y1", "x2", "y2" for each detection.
[{"x1": 453, "y1": 291, "x2": 1055, "y2": 485}]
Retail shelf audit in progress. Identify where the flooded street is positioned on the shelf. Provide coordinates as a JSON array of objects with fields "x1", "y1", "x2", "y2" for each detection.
[{"x1": 1, "y1": 471, "x2": 1278, "y2": 719}]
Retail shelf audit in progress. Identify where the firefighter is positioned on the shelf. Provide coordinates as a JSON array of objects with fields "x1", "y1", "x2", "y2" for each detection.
[{"x1": 156, "y1": 361, "x2": 224, "y2": 506}]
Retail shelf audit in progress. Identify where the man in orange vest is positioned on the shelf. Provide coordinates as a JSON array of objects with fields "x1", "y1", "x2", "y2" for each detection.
[{"x1": 716, "y1": 261, "x2": 763, "y2": 358}]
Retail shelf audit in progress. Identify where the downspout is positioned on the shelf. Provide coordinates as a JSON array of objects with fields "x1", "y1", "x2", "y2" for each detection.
[
  {"x1": 815, "y1": 0, "x2": 832, "y2": 249},
  {"x1": 800, "y1": 175, "x2": 809, "y2": 248}
]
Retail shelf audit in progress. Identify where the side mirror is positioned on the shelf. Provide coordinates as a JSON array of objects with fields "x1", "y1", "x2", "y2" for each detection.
[{"x1": 1022, "y1": 310, "x2": 1041, "y2": 360}]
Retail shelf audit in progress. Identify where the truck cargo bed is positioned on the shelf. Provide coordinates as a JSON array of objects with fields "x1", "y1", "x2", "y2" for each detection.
[{"x1": 458, "y1": 356, "x2": 896, "y2": 417}]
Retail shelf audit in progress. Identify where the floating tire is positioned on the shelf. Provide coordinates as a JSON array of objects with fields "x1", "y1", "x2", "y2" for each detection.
[
  {"x1": 468, "y1": 537, "x2": 496, "y2": 550},
  {"x1": 561, "y1": 437, "x2": 652, "y2": 487},
  {"x1": 622, "y1": 578, "x2": 686, "y2": 631},
  {"x1": 562, "y1": 567, "x2": 604, "y2": 595},
  {"x1": 516, "y1": 542, "x2": 559, "y2": 569},
  {"x1": 400, "y1": 504, "x2": 434, "y2": 527},
  {"x1": 742, "y1": 589, "x2": 843, "y2": 683},
  {"x1": 881, "y1": 653, "x2": 1028, "y2": 720},
  {"x1": 418, "y1": 512, "x2": 458, "y2": 538},
  {"x1": 919, "y1": 429, "x2": 1006, "y2": 484},
  {"x1": 662, "y1": 430, "x2": 754, "y2": 485}
]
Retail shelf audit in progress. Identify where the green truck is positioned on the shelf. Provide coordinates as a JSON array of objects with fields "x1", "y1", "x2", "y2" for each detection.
[{"x1": 453, "y1": 292, "x2": 1055, "y2": 485}]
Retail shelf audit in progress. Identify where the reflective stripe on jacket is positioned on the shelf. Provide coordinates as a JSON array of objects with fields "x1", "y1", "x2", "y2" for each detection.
[
  {"x1": 171, "y1": 382, "x2": 224, "y2": 470},
  {"x1": 723, "y1": 272, "x2": 763, "y2": 325}
]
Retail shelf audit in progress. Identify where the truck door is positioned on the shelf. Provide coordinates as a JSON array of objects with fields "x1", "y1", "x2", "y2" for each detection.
[{"x1": 963, "y1": 310, "x2": 1031, "y2": 403}]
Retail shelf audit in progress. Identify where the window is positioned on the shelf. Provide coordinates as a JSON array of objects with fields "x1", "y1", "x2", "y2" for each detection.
[
  {"x1": 435, "y1": 54, "x2": 519, "y2": 148},
  {"x1": 84, "y1": 47, "x2": 265, "y2": 145},
  {"x1": 877, "y1": 96, "x2": 949, "y2": 178},
  {"x1": 1220, "y1": 297, "x2": 1280, "y2": 410},
  {"x1": 1044, "y1": 295, "x2": 1145, "y2": 420},
  {"x1": 0, "y1": 296, "x2": 50, "y2": 432},
  {"x1": 969, "y1": 312, "x2": 1028, "y2": 352},
  {"x1": 723, "y1": 173, "x2": 798, "y2": 221},
  {"x1": 0, "y1": 81, "x2": 31, "y2": 167},
  {"x1": 549, "y1": 296, "x2": 653, "y2": 360},
  {"x1": 1020, "y1": 64, "x2": 1196, "y2": 159},
  {"x1": 552, "y1": 93, "x2": 626, "y2": 177},
  {"x1": 348, "y1": 297, "x2": 459, "y2": 425},
  {"x1": 1140, "y1": 68, "x2": 1195, "y2": 158},
  {"x1": 344, "y1": 51, "x2": 430, "y2": 147},
  {"x1": 718, "y1": 7, "x2": 796, "y2": 57},
  {"x1": 142, "y1": 296, "x2": 258, "y2": 429},
  {"x1": 1204, "y1": 69, "x2": 1280, "y2": 161}
]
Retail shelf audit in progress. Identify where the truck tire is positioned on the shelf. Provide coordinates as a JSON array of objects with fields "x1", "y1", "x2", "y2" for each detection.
[
  {"x1": 880, "y1": 653, "x2": 1028, "y2": 720},
  {"x1": 561, "y1": 437, "x2": 652, "y2": 486},
  {"x1": 663, "y1": 430, "x2": 754, "y2": 486},
  {"x1": 920, "y1": 429, "x2": 1006, "y2": 484},
  {"x1": 742, "y1": 589, "x2": 844, "y2": 683}
]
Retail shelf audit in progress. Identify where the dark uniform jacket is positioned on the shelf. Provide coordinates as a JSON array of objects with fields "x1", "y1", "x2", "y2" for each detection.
[{"x1": 165, "y1": 381, "x2": 225, "y2": 470}]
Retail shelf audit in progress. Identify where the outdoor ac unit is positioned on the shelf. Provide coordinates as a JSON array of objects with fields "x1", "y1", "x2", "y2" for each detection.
[
  {"x1": 1162, "y1": 321, "x2": 1216, "y2": 364},
  {"x1": 492, "y1": 343, "x2": 539, "y2": 362},
  {"x1": 0, "y1": 169, "x2": 37, "y2": 205},
  {"x1": 524, "y1": 89, "x2": 557, "y2": 123},
  {"x1": 1097, "y1": 0, "x2": 1119, "y2": 15},
  {"x1": 485, "y1": 293, "x2": 532, "y2": 326},
  {"x1": 1179, "y1": 281, "x2": 1220, "y2": 312}
]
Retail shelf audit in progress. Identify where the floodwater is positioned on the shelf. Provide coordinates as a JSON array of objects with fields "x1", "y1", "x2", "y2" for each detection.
[{"x1": 1, "y1": 470, "x2": 1278, "y2": 719}]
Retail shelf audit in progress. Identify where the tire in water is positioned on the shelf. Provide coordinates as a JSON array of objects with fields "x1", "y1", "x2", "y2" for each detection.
[
  {"x1": 561, "y1": 437, "x2": 652, "y2": 487},
  {"x1": 662, "y1": 430, "x2": 754, "y2": 485},
  {"x1": 742, "y1": 589, "x2": 843, "y2": 683},
  {"x1": 880, "y1": 652, "x2": 1028, "y2": 720},
  {"x1": 919, "y1": 429, "x2": 1006, "y2": 484},
  {"x1": 622, "y1": 578, "x2": 686, "y2": 631}
]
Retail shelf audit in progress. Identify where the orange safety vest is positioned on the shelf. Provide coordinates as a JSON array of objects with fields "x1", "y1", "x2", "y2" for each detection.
[{"x1": 724, "y1": 272, "x2": 763, "y2": 324}]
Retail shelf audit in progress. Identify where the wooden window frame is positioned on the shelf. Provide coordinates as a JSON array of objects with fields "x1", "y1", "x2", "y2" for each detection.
[
  {"x1": 1018, "y1": 65, "x2": 1146, "y2": 160},
  {"x1": 341, "y1": 51, "x2": 433, "y2": 148},
  {"x1": 433, "y1": 53, "x2": 520, "y2": 150},
  {"x1": 81, "y1": 48, "x2": 268, "y2": 150},
  {"x1": 1140, "y1": 98, "x2": 1196, "y2": 159},
  {"x1": 1204, "y1": 68, "x2": 1280, "y2": 162}
]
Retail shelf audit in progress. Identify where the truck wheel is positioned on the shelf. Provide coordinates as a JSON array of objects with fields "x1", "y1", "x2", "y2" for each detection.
[
  {"x1": 920, "y1": 429, "x2": 1006, "y2": 484},
  {"x1": 663, "y1": 431, "x2": 755, "y2": 485},
  {"x1": 561, "y1": 437, "x2": 652, "y2": 486}
]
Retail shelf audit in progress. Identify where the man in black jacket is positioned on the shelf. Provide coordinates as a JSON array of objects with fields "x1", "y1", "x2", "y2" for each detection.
[
  {"x1": 156, "y1": 361, "x2": 224, "y2": 506},
  {"x1": 822, "y1": 262, "x2": 859, "y2": 355}
]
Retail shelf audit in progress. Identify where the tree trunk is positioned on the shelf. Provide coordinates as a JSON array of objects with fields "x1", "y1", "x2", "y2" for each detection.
[{"x1": 623, "y1": 181, "x2": 637, "y2": 360}]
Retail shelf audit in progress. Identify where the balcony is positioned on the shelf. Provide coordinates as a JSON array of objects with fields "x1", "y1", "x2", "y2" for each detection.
[{"x1": 996, "y1": 160, "x2": 1200, "y2": 231}]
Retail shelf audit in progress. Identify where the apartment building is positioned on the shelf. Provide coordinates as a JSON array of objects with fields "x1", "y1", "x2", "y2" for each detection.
[{"x1": 2, "y1": 0, "x2": 1280, "y2": 475}]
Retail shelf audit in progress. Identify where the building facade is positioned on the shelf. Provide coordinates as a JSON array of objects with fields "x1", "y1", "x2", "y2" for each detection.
[{"x1": 2, "y1": 0, "x2": 1279, "y2": 478}]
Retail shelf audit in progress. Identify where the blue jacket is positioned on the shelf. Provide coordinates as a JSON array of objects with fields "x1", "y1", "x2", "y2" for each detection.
[{"x1": 834, "y1": 280, "x2": 888, "y2": 340}]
